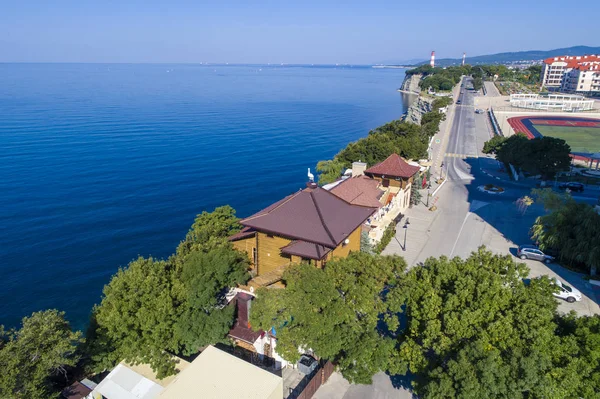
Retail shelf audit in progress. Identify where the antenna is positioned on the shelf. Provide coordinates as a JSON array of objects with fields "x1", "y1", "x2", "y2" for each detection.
[{"x1": 307, "y1": 168, "x2": 315, "y2": 182}]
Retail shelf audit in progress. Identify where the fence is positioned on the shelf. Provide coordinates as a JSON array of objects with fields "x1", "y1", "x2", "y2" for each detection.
[
  {"x1": 293, "y1": 360, "x2": 335, "y2": 399},
  {"x1": 488, "y1": 107, "x2": 502, "y2": 136}
]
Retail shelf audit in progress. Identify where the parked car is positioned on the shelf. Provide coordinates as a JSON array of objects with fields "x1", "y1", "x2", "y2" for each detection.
[
  {"x1": 456, "y1": 100, "x2": 462, "y2": 104},
  {"x1": 517, "y1": 245, "x2": 554, "y2": 263},
  {"x1": 552, "y1": 278, "x2": 582, "y2": 303},
  {"x1": 558, "y1": 182, "x2": 584, "y2": 192},
  {"x1": 475, "y1": 109, "x2": 484, "y2": 114}
]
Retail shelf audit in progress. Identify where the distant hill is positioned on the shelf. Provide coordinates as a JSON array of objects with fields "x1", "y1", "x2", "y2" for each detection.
[{"x1": 413, "y1": 46, "x2": 600, "y2": 67}]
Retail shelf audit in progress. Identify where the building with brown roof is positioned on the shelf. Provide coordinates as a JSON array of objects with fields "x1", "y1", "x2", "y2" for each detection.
[
  {"x1": 229, "y1": 183, "x2": 375, "y2": 288},
  {"x1": 364, "y1": 153, "x2": 421, "y2": 214}
]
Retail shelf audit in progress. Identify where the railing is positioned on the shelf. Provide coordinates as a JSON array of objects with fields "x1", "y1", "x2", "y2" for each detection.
[{"x1": 488, "y1": 107, "x2": 502, "y2": 136}]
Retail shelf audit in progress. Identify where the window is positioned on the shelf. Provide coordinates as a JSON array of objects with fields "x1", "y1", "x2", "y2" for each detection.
[{"x1": 252, "y1": 248, "x2": 257, "y2": 265}]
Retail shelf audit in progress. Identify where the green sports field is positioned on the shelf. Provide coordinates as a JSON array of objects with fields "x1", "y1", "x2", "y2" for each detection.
[{"x1": 533, "y1": 125, "x2": 600, "y2": 154}]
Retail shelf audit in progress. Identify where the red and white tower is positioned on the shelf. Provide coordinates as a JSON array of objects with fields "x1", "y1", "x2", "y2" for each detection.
[
  {"x1": 462, "y1": 52, "x2": 466, "y2": 66},
  {"x1": 430, "y1": 51, "x2": 435, "y2": 68}
]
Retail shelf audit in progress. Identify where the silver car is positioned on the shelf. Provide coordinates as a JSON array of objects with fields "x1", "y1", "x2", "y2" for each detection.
[{"x1": 517, "y1": 245, "x2": 554, "y2": 263}]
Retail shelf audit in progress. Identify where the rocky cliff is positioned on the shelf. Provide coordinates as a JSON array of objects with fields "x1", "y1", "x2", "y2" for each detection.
[
  {"x1": 399, "y1": 73, "x2": 422, "y2": 94},
  {"x1": 403, "y1": 95, "x2": 434, "y2": 125}
]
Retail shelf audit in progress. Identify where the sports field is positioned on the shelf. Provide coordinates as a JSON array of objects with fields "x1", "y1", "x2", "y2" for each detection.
[{"x1": 533, "y1": 125, "x2": 600, "y2": 153}]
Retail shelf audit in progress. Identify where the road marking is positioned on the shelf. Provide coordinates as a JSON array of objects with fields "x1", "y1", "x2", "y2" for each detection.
[{"x1": 450, "y1": 212, "x2": 471, "y2": 257}]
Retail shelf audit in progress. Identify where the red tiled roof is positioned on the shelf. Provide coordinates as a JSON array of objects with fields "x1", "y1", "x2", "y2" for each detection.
[
  {"x1": 544, "y1": 54, "x2": 600, "y2": 66},
  {"x1": 228, "y1": 293, "x2": 262, "y2": 344},
  {"x1": 364, "y1": 154, "x2": 420, "y2": 179},
  {"x1": 330, "y1": 175, "x2": 383, "y2": 208},
  {"x1": 280, "y1": 240, "x2": 332, "y2": 260},
  {"x1": 240, "y1": 186, "x2": 376, "y2": 248},
  {"x1": 229, "y1": 226, "x2": 256, "y2": 242}
]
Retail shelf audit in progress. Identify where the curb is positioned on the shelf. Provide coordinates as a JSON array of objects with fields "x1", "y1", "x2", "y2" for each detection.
[{"x1": 432, "y1": 179, "x2": 447, "y2": 196}]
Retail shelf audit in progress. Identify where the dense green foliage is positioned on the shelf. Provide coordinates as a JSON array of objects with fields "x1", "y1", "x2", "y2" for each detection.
[
  {"x1": 410, "y1": 185, "x2": 422, "y2": 207},
  {"x1": 0, "y1": 310, "x2": 83, "y2": 399},
  {"x1": 87, "y1": 206, "x2": 250, "y2": 377},
  {"x1": 316, "y1": 160, "x2": 346, "y2": 186},
  {"x1": 251, "y1": 248, "x2": 600, "y2": 397},
  {"x1": 250, "y1": 253, "x2": 406, "y2": 384},
  {"x1": 405, "y1": 65, "x2": 470, "y2": 92},
  {"x1": 360, "y1": 231, "x2": 374, "y2": 254},
  {"x1": 472, "y1": 76, "x2": 483, "y2": 91},
  {"x1": 374, "y1": 223, "x2": 397, "y2": 254},
  {"x1": 482, "y1": 134, "x2": 507, "y2": 154},
  {"x1": 531, "y1": 189, "x2": 600, "y2": 275},
  {"x1": 496, "y1": 134, "x2": 571, "y2": 179},
  {"x1": 316, "y1": 120, "x2": 430, "y2": 185},
  {"x1": 431, "y1": 96, "x2": 453, "y2": 110},
  {"x1": 387, "y1": 248, "x2": 563, "y2": 398}
]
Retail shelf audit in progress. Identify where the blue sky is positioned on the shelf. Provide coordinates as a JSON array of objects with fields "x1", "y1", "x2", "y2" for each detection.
[{"x1": 1, "y1": 0, "x2": 598, "y2": 64}]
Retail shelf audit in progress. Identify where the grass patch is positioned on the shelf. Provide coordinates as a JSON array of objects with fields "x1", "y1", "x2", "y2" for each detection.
[{"x1": 533, "y1": 125, "x2": 600, "y2": 153}]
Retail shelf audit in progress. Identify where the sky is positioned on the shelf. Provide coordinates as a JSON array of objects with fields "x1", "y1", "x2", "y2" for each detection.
[{"x1": 1, "y1": 0, "x2": 598, "y2": 64}]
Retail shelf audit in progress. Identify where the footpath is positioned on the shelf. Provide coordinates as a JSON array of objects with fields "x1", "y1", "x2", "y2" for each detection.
[{"x1": 380, "y1": 81, "x2": 462, "y2": 266}]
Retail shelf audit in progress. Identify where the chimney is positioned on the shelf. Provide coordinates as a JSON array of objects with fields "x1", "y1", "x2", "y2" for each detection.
[
  {"x1": 306, "y1": 181, "x2": 318, "y2": 189},
  {"x1": 352, "y1": 161, "x2": 367, "y2": 177},
  {"x1": 430, "y1": 51, "x2": 435, "y2": 68}
]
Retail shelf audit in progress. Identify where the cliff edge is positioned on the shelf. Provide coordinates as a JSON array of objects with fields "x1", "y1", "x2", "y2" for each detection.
[{"x1": 399, "y1": 73, "x2": 422, "y2": 94}]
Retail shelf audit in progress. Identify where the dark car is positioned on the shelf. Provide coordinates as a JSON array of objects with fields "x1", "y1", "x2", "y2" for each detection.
[
  {"x1": 516, "y1": 245, "x2": 554, "y2": 263},
  {"x1": 456, "y1": 100, "x2": 462, "y2": 104},
  {"x1": 558, "y1": 182, "x2": 584, "y2": 192}
]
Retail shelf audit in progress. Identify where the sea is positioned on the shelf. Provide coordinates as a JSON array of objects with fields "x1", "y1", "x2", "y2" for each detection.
[{"x1": 0, "y1": 63, "x2": 412, "y2": 330}]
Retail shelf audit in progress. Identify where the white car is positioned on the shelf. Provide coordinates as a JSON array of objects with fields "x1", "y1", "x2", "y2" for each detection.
[{"x1": 552, "y1": 278, "x2": 582, "y2": 303}]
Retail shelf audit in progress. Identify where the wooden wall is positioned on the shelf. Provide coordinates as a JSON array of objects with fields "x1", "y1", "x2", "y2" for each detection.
[
  {"x1": 232, "y1": 235, "x2": 257, "y2": 271},
  {"x1": 256, "y1": 232, "x2": 292, "y2": 275}
]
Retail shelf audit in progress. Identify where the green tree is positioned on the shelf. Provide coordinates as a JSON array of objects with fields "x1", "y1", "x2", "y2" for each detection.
[
  {"x1": 387, "y1": 248, "x2": 562, "y2": 398},
  {"x1": 88, "y1": 257, "x2": 184, "y2": 377},
  {"x1": 250, "y1": 253, "x2": 406, "y2": 384},
  {"x1": 0, "y1": 310, "x2": 83, "y2": 399},
  {"x1": 175, "y1": 205, "x2": 241, "y2": 259},
  {"x1": 522, "y1": 137, "x2": 571, "y2": 180},
  {"x1": 410, "y1": 185, "x2": 422, "y2": 206},
  {"x1": 472, "y1": 77, "x2": 483, "y2": 91},
  {"x1": 531, "y1": 197, "x2": 600, "y2": 275},
  {"x1": 316, "y1": 159, "x2": 345, "y2": 186},
  {"x1": 174, "y1": 247, "x2": 249, "y2": 354},
  {"x1": 482, "y1": 135, "x2": 507, "y2": 154}
]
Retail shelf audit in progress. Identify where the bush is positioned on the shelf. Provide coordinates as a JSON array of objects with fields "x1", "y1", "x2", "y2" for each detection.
[{"x1": 374, "y1": 223, "x2": 397, "y2": 254}]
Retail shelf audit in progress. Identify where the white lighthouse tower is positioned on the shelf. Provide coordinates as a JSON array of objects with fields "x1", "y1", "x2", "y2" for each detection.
[
  {"x1": 430, "y1": 51, "x2": 435, "y2": 68},
  {"x1": 462, "y1": 52, "x2": 466, "y2": 66}
]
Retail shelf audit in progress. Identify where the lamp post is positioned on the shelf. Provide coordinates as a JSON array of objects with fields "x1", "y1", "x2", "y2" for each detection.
[
  {"x1": 403, "y1": 218, "x2": 410, "y2": 251},
  {"x1": 439, "y1": 162, "x2": 444, "y2": 180},
  {"x1": 426, "y1": 187, "x2": 431, "y2": 207}
]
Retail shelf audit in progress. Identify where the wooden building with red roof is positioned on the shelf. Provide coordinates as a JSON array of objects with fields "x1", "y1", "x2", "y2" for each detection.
[{"x1": 229, "y1": 183, "x2": 376, "y2": 288}]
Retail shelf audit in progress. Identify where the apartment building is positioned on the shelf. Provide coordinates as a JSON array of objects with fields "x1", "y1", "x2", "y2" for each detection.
[
  {"x1": 541, "y1": 55, "x2": 600, "y2": 94},
  {"x1": 561, "y1": 64, "x2": 600, "y2": 95}
]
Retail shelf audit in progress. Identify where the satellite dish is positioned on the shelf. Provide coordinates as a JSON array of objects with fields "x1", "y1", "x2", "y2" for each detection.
[
  {"x1": 344, "y1": 238, "x2": 350, "y2": 245},
  {"x1": 250, "y1": 286, "x2": 255, "y2": 293}
]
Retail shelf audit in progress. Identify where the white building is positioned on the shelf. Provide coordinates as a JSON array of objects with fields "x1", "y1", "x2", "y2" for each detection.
[
  {"x1": 541, "y1": 55, "x2": 600, "y2": 94},
  {"x1": 561, "y1": 64, "x2": 600, "y2": 95}
]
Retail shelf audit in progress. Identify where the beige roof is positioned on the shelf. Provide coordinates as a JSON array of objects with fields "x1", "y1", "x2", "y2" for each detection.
[{"x1": 158, "y1": 346, "x2": 283, "y2": 399}]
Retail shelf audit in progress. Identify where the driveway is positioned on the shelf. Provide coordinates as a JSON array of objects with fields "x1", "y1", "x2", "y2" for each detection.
[{"x1": 314, "y1": 372, "x2": 414, "y2": 399}]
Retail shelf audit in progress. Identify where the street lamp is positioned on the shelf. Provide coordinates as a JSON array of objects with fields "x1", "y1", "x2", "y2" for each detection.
[
  {"x1": 426, "y1": 187, "x2": 431, "y2": 207},
  {"x1": 439, "y1": 162, "x2": 444, "y2": 180},
  {"x1": 403, "y1": 218, "x2": 410, "y2": 252}
]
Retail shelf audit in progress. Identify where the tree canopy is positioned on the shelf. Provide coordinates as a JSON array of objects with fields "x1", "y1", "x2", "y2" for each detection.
[
  {"x1": 250, "y1": 252, "x2": 406, "y2": 384},
  {"x1": 482, "y1": 135, "x2": 507, "y2": 154},
  {"x1": 387, "y1": 248, "x2": 562, "y2": 398},
  {"x1": 496, "y1": 134, "x2": 571, "y2": 179},
  {"x1": 0, "y1": 310, "x2": 83, "y2": 399},
  {"x1": 87, "y1": 207, "x2": 250, "y2": 378},
  {"x1": 531, "y1": 189, "x2": 600, "y2": 275}
]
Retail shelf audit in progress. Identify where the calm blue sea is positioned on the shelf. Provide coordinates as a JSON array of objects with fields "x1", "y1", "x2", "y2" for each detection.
[{"x1": 0, "y1": 63, "x2": 411, "y2": 329}]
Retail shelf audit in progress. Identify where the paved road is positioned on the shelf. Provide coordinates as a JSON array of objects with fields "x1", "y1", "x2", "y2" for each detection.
[{"x1": 484, "y1": 81, "x2": 501, "y2": 97}]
